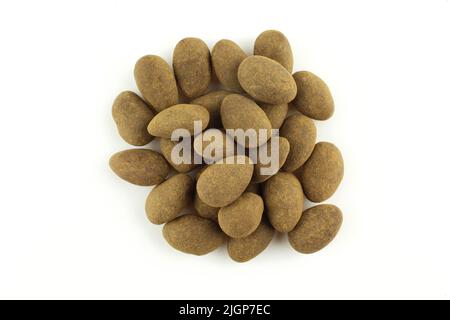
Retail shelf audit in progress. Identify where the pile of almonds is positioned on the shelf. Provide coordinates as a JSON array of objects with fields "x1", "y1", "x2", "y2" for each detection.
[{"x1": 110, "y1": 30, "x2": 344, "y2": 262}]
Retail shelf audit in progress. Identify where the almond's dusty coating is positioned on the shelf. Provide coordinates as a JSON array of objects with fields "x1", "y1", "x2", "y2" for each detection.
[
  {"x1": 252, "y1": 137, "x2": 290, "y2": 183},
  {"x1": 292, "y1": 71, "x2": 334, "y2": 120},
  {"x1": 145, "y1": 174, "x2": 194, "y2": 225},
  {"x1": 134, "y1": 55, "x2": 178, "y2": 112},
  {"x1": 112, "y1": 91, "x2": 155, "y2": 146},
  {"x1": 191, "y1": 90, "x2": 232, "y2": 128},
  {"x1": 297, "y1": 142, "x2": 344, "y2": 203},
  {"x1": 228, "y1": 220, "x2": 275, "y2": 262},
  {"x1": 218, "y1": 193, "x2": 264, "y2": 239},
  {"x1": 147, "y1": 104, "x2": 209, "y2": 138},
  {"x1": 238, "y1": 56, "x2": 297, "y2": 104},
  {"x1": 194, "y1": 192, "x2": 219, "y2": 222},
  {"x1": 280, "y1": 114, "x2": 317, "y2": 172},
  {"x1": 159, "y1": 138, "x2": 198, "y2": 173},
  {"x1": 221, "y1": 94, "x2": 272, "y2": 148},
  {"x1": 211, "y1": 39, "x2": 247, "y2": 92},
  {"x1": 193, "y1": 129, "x2": 235, "y2": 162},
  {"x1": 254, "y1": 30, "x2": 293, "y2": 72},
  {"x1": 288, "y1": 204, "x2": 343, "y2": 254},
  {"x1": 259, "y1": 103, "x2": 289, "y2": 130},
  {"x1": 173, "y1": 38, "x2": 211, "y2": 99},
  {"x1": 197, "y1": 156, "x2": 254, "y2": 208},
  {"x1": 109, "y1": 149, "x2": 169, "y2": 186},
  {"x1": 163, "y1": 214, "x2": 226, "y2": 256},
  {"x1": 263, "y1": 172, "x2": 304, "y2": 233}
]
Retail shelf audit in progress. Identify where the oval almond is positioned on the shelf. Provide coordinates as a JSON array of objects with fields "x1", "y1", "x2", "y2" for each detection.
[
  {"x1": 218, "y1": 193, "x2": 264, "y2": 238},
  {"x1": 252, "y1": 136, "x2": 290, "y2": 183},
  {"x1": 134, "y1": 55, "x2": 178, "y2": 112},
  {"x1": 163, "y1": 214, "x2": 226, "y2": 256},
  {"x1": 297, "y1": 142, "x2": 344, "y2": 202},
  {"x1": 109, "y1": 149, "x2": 169, "y2": 186},
  {"x1": 221, "y1": 94, "x2": 272, "y2": 148},
  {"x1": 197, "y1": 156, "x2": 254, "y2": 208},
  {"x1": 263, "y1": 172, "x2": 304, "y2": 233},
  {"x1": 288, "y1": 204, "x2": 343, "y2": 254},
  {"x1": 112, "y1": 91, "x2": 155, "y2": 146},
  {"x1": 147, "y1": 104, "x2": 209, "y2": 138},
  {"x1": 254, "y1": 30, "x2": 293, "y2": 72},
  {"x1": 238, "y1": 56, "x2": 297, "y2": 104},
  {"x1": 292, "y1": 71, "x2": 334, "y2": 120},
  {"x1": 212, "y1": 39, "x2": 247, "y2": 92},
  {"x1": 281, "y1": 114, "x2": 316, "y2": 172},
  {"x1": 228, "y1": 220, "x2": 274, "y2": 263},
  {"x1": 145, "y1": 174, "x2": 194, "y2": 224},
  {"x1": 173, "y1": 38, "x2": 211, "y2": 99}
]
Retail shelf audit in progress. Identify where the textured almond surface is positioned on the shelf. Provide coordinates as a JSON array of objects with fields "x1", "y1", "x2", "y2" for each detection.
[
  {"x1": 288, "y1": 205, "x2": 343, "y2": 254},
  {"x1": 193, "y1": 129, "x2": 235, "y2": 162},
  {"x1": 212, "y1": 39, "x2": 247, "y2": 92},
  {"x1": 297, "y1": 142, "x2": 344, "y2": 203},
  {"x1": 218, "y1": 193, "x2": 264, "y2": 238},
  {"x1": 221, "y1": 94, "x2": 272, "y2": 148},
  {"x1": 112, "y1": 91, "x2": 154, "y2": 146},
  {"x1": 147, "y1": 104, "x2": 209, "y2": 138},
  {"x1": 109, "y1": 149, "x2": 169, "y2": 186},
  {"x1": 173, "y1": 38, "x2": 211, "y2": 99},
  {"x1": 134, "y1": 55, "x2": 178, "y2": 112},
  {"x1": 252, "y1": 136, "x2": 290, "y2": 183},
  {"x1": 145, "y1": 174, "x2": 194, "y2": 225},
  {"x1": 254, "y1": 30, "x2": 293, "y2": 72},
  {"x1": 163, "y1": 214, "x2": 226, "y2": 256},
  {"x1": 228, "y1": 221, "x2": 274, "y2": 262},
  {"x1": 281, "y1": 114, "x2": 316, "y2": 172},
  {"x1": 238, "y1": 56, "x2": 297, "y2": 104},
  {"x1": 197, "y1": 156, "x2": 254, "y2": 208},
  {"x1": 263, "y1": 172, "x2": 304, "y2": 233},
  {"x1": 292, "y1": 71, "x2": 334, "y2": 120}
]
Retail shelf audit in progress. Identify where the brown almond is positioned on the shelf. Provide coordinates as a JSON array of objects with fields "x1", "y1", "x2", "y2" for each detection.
[
  {"x1": 112, "y1": 91, "x2": 155, "y2": 146},
  {"x1": 292, "y1": 71, "x2": 334, "y2": 120},
  {"x1": 288, "y1": 204, "x2": 343, "y2": 254},
  {"x1": 281, "y1": 114, "x2": 316, "y2": 172},
  {"x1": 228, "y1": 220, "x2": 275, "y2": 262},
  {"x1": 212, "y1": 39, "x2": 247, "y2": 92},
  {"x1": 238, "y1": 56, "x2": 297, "y2": 104},
  {"x1": 263, "y1": 172, "x2": 304, "y2": 232},
  {"x1": 163, "y1": 214, "x2": 226, "y2": 255},
  {"x1": 197, "y1": 156, "x2": 254, "y2": 207},
  {"x1": 254, "y1": 30, "x2": 293, "y2": 72},
  {"x1": 173, "y1": 38, "x2": 211, "y2": 99},
  {"x1": 109, "y1": 149, "x2": 169, "y2": 186},
  {"x1": 221, "y1": 94, "x2": 272, "y2": 148},
  {"x1": 252, "y1": 136, "x2": 290, "y2": 183},
  {"x1": 134, "y1": 55, "x2": 178, "y2": 112},
  {"x1": 147, "y1": 104, "x2": 209, "y2": 138},
  {"x1": 297, "y1": 142, "x2": 344, "y2": 202},
  {"x1": 145, "y1": 174, "x2": 194, "y2": 224},
  {"x1": 218, "y1": 193, "x2": 264, "y2": 238}
]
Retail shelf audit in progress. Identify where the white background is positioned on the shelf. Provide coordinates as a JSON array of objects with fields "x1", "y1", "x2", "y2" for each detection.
[{"x1": 0, "y1": 0, "x2": 449, "y2": 300}]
